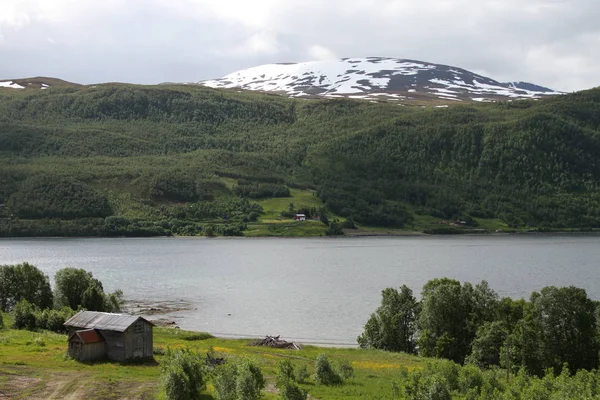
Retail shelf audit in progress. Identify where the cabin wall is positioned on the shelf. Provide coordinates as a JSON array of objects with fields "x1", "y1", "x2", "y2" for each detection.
[
  {"x1": 124, "y1": 321, "x2": 154, "y2": 359},
  {"x1": 68, "y1": 340, "x2": 105, "y2": 361},
  {"x1": 100, "y1": 330, "x2": 126, "y2": 361}
]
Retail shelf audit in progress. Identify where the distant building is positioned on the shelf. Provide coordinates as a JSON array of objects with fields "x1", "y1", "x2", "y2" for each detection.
[
  {"x1": 294, "y1": 214, "x2": 306, "y2": 221},
  {"x1": 64, "y1": 311, "x2": 153, "y2": 362}
]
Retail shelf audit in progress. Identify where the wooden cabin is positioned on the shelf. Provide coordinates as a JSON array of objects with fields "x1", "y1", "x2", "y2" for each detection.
[{"x1": 64, "y1": 311, "x2": 153, "y2": 362}]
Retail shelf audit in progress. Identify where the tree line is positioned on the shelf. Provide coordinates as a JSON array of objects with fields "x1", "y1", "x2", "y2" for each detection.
[
  {"x1": 358, "y1": 278, "x2": 599, "y2": 377},
  {"x1": 0, "y1": 262, "x2": 124, "y2": 332}
]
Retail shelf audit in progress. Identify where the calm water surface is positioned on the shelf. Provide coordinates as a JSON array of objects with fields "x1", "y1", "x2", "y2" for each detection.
[{"x1": 1, "y1": 235, "x2": 599, "y2": 345}]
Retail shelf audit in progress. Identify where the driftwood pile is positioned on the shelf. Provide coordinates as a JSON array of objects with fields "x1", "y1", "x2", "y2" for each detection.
[{"x1": 251, "y1": 335, "x2": 302, "y2": 350}]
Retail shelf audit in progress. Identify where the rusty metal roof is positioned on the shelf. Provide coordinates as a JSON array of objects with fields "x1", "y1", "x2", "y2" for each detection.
[
  {"x1": 64, "y1": 311, "x2": 151, "y2": 332},
  {"x1": 69, "y1": 329, "x2": 105, "y2": 344}
]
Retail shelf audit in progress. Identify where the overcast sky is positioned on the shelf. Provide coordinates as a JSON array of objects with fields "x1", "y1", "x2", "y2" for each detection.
[{"x1": 1, "y1": 0, "x2": 598, "y2": 92}]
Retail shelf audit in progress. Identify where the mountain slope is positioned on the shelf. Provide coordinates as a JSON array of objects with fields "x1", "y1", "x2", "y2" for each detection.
[
  {"x1": 201, "y1": 57, "x2": 562, "y2": 103},
  {"x1": 0, "y1": 83, "x2": 599, "y2": 237},
  {"x1": 0, "y1": 77, "x2": 81, "y2": 90}
]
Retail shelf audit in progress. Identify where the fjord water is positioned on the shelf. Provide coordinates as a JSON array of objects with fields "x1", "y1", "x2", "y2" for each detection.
[{"x1": 1, "y1": 236, "x2": 599, "y2": 345}]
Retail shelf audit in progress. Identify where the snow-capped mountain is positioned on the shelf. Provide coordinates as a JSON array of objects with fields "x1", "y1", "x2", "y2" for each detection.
[{"x1": 200, "y1": 57, "x2": 562, "y2": 103}]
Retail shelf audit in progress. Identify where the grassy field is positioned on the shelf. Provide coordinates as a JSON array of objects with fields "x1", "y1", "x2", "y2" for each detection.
[
  {"x1": 245, "y1": 189, "x2": 331, "y2": 237},
  {"x1": 0, "y1": 314, "x2": 427, "y2": 399}
]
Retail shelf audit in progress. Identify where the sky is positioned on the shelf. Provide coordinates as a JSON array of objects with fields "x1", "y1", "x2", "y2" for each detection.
[{"x1": 0, "y1": 0, "x2": 598, "y2": 92}]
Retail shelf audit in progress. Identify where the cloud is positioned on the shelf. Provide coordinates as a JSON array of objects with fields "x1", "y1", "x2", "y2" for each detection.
[
  {"x1": 307, "y1": 45, "x2": 337, "y2": 61},
  {"x1": 236, "y1": 32, "x2": 282, "y2": 56},
  {"x1": 0, "y1": 0, "x2": 598, "y2": 91}
]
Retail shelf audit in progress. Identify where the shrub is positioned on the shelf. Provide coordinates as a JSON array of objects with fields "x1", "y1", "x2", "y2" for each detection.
[
  {"x1": 314, "y1": 354, "x2": 342, "y2": 385},
  {"x1": 236, "y1": 359, "x2": 265, "y2": 400},
  {"x1": 160, "y1": 348, "x2": 208, "y2": 400},
  {"x1": 0, "y1": 312, "x2": 4, "y2": 329},
  {"x1": 458, "y1": 364, "x2": 485, "y2": 395},
  {"x1": 427, "y1": 376, "x2": 452, "y2": 400},
  {"x1": 13, "y1": 299, "x2": 36, "y2": 330},
  {"x1": 279, "y1": 381, "x2": 308, "y2": 400},
  {"x1": 212, "y1": 358, "x2": 265, "y2": 400},
  {"x1": 276, "y1": 359, "x2": 296, "y2": 387},
  {"x1": 336, "y1": 359, "x2": 354, "y2": 380},
  {"x1": 295, "y1": 364, "x2": 309, "y2": 383},
  {"x1": 46, "y1": 308, "x2": 73, "y2": 333},
  {"x1": 213, "y1": 362, "x2": 237, "y2": 400}
]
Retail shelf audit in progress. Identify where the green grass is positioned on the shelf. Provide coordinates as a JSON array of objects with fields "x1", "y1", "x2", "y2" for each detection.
[
  {"x1": 0, "y1": 316, "x2": 427, "y2": 399},
  {"x1": 244, "y1": 189, "x2": 330, "y2": 236},
  {"x1": 245, "y1": 220, "x2": 328, "y2": 237},
  {"x1": 255, "y1": 189, "x2": 324, "y2": 221}
]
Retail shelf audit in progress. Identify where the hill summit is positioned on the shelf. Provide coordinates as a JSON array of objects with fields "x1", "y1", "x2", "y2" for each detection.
[{"x1": 200, "y1": 57, "x2": 562, "y2": 103}]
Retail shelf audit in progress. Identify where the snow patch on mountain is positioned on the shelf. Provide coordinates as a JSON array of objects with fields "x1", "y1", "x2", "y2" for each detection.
[
  {"x1": 200, "y1": 57, "x2": 562, "y2": 103},
  {"x1": 0, "y1": 81, "x2": 25, "y2": 89}
]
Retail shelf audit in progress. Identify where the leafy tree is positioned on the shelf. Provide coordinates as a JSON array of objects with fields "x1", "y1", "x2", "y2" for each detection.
[
  {"x1": 0, "y1": 262, "x2": 53, "y2": 311},
  {"x1": 418, "y1": 279, "x2": 498, "y2": 364},
  {"x1": 82, "y1": 280, "x2": 106, "y2": 311},
  {"x1": 161, "y1": 348, "x2": 208, "y2": 400},
  {"x1": 518, "y1": 286, "x2": 599, "y2": 375},
  {"x1": 358, "y1": 285, "x2": 418, "y2": 353},
  {"x1": 53, "y1": 267, "x2": 123, "y2": 312},
  {"x1": 466, "y1": 321, "x2": 508, "y2": 369}
]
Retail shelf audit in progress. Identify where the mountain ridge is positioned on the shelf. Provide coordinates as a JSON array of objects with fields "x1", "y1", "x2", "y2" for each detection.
[{"x1": 200, "y1": 57, "x2": 562, "y2": 103}]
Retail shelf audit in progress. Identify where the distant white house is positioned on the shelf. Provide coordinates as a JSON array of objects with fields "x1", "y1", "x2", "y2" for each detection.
[{"x1": 294, "y1": 214, "x2": 306, "y2": 221}]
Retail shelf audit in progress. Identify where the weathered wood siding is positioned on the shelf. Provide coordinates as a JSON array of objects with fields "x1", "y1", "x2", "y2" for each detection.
[
  {"x1": 100, "y1": 330, "x2": 126, "y2": 361},
  {"x1": 68, "y1": 340, "x2": 105, "y2": 361},
  {"x1": 123, "y1": 320, "x2": 153, "y2": 359}
]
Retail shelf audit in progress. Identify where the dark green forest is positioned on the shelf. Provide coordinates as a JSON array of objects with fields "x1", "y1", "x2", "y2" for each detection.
[{"x1": 1, "y1": 83, "x2": 599, "y2": 236}]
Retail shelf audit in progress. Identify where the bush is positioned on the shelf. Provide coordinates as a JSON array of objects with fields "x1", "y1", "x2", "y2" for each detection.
[
  {"x1": 336, "y1": 359, "x2": 354, "y2": 380},
  {"x1": 427, "y1": 376, "x2": 452, "y2": 400},
  {"x1": 458, "y1": 364, "x2": 485, "y2": 395},
  {"x1": 13, "y1": 299, "x2": 36, "y2": 330},
  {"x1": 0, "y1": 312, "x2": 3, "y2": 329},
  {"x1": 46, "y1": 308, "x2": 74, "y2": 333},
  {"x1": 236, "y1": 359, "x2": 265, "y2": 400},
  {"x1": 212, "y1": 358, "x2": 265, "y2": 400},
  {"x1": 295, "y1": 364, "x2": 309, "y2": 383},
  {"x1": 213, "y1": 362, "x2": 237, "y2": 400},
  {"x1": 279, "y1": 381, "x2": 307, "y2": 400},
  {"x1": 276, "y1": 359, "x2": 296, "y2": 387},
  {"x1": 314, "y1": 354, "x2": 342, "y2": 385},
  {"x1": 160, "y1": 348, "x2": 208, "y2": 400}
]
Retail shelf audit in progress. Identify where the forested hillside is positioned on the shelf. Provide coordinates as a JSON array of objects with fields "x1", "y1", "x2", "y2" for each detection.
[{"x1": 0, "y1": 83, "x2": 599, "y2": 236}]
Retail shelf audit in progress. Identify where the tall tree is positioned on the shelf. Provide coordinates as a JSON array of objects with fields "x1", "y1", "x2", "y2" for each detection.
[
  {"x1": 417, "y1": 278, "x2": 498, "y2": 364},
  {"x1": 54, "y1": 267, "x2": 106, "y2": 311},
  {"x1": 358, "y1": 285, "x2": 419, "y2": 353},
  {"x1": 0, "y1": 263, "x2": 53, "y2": 311}
]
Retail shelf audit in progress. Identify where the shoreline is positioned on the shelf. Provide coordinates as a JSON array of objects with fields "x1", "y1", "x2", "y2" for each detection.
[{"x1": 2, "y1": 230, "x2": 600, "y2": 240}]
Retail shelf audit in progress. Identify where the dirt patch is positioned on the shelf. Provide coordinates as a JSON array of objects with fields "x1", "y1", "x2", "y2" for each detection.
[
  {"x1": 0, "y1": 372, "x2": 43, "y2": 398},
  {"x1": 0, "y1": 370, "x2": 158, "y2": 400}
]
